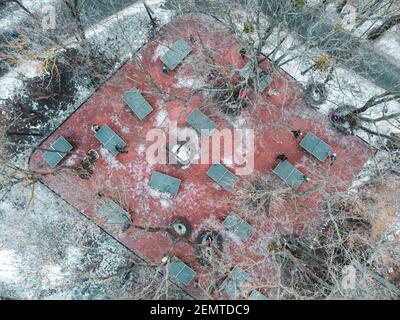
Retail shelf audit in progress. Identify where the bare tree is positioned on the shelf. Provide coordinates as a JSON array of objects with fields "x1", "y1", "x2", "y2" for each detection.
[{"x1": 330, "y1": 90, "x2": 400, "y2": 143}]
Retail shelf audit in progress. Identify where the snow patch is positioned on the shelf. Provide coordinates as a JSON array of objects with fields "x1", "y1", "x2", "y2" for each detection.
[
  {"x1": 152, "y1": 44, "x2": 169, "y2": 61},
  {"x1": 122, "y1": 127, "x2": 130, "y2": 133},
  {"x1": 42, "y1": 265, "x2": 64, "y2": 286},
  {"x1": 160, "y1": 199, "x2": 170, "y2": 208},
  {"x1": 99, "y1": 147, "x2": 125, "y2": 170},
  {"x1": 155, "y1": 109, "x2": 169, "y2": 127},
  {"x1": 149, "y1": 188, "x2": 172, "y2": 200},
  {"x1": 149, "y1": 187, "x2": 172, "y2": 209},
  {"x1": 138, "y1": 144, "x2": 146, "y2": 155},
  {"x1": 0, "y1": 249, "x2": 20, "y2": 283},
  {"x1": 85, "y1": 0, "x2": 166, "y2": 39},
  {"x1": 374, "y1": 25, "x2": 400, "y2": 67},
  {"x1": 65, "y1": 154, "x2": 79, "y2": 166},
  {"x1": 223, "y1": 156, "x2": 234, "y2": 167},
  {"x1": 174, "y1": 74, "x2": 205, "y2": 89},
  {"x1": 65, "y1": 246, "x2": 83, "y2": 266}
]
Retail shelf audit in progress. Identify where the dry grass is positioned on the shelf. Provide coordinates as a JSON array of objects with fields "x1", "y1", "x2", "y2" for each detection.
[{"x1": 360, "y1": 174, "x2": 400, "y2": 241}]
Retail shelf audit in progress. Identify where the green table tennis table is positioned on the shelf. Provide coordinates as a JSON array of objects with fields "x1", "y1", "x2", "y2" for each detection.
[
  {"x1": 149, "y1": 171, "x2": 181, "y2": 196},
  {"x1": 43, "y1": 136, "x2": 73, "y2": 168},
  {"x1": 94, "y1": 124, "x2": 127, "y2": 156},
  {"x1": 222, "y1": 266, "x2": 250, "y2": 299},
  {"x1": 223, "y1": 213, "x2": 254, "y2": 241},
  {"x1": 186, "y1": 109, "x2": 217, "y2": 137},
  {"x1": 161, "y1": 39, "x2": 192, "y2": 70},
  {"x1": 122, "y1": 89, "x2": 153, "y2": 120},
  {"x1": 272, "y1": 160, "x2": 305, "y2": 189},
  {"x1": 168, "y1": 257, "x2": 196, "y2": 286},
  {"x1": 207, "y1": 163, "x2": 238, "y2": 190},
  {"x1": 300, "y1": 132, "x2": 333, "y2": 162}
]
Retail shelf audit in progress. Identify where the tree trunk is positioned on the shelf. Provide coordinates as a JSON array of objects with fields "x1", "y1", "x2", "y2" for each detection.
[
  {"x1": 352, "y1": 91, "x2": 400, "y2": 115},
  {"x1": 358, "y1": 112, "x2": 400, "y2": 124},
  {"x1": 63, "y1": 0, "x2": 87, "y2": 45},
  {"x1": 368, "y1": 14, "x2": 400, "y2": 41},
  {"x1": 358, "y1": 125, "x2": 400, "y2": 143},
  {"x1": 14, "y1": 0, "x2": 35, "y2": 19}
]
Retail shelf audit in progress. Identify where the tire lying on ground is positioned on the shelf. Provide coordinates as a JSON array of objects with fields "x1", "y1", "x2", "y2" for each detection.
[
  {"x1": 170, "y1": 218, "x2": 191, "y2": 238},
  {"x1": 306, "y1": 82, "x2": 328, "y2": 105}
]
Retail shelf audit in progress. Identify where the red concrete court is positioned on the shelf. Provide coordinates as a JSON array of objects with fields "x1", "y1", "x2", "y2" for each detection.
[{"x1": 29, "y1": 15, "x2": 371, "y2": 299}]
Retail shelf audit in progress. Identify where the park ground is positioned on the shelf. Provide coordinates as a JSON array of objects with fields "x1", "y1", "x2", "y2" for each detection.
[{"x1": 29, "y1": 14, "x2": 370, "y2": 299}]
